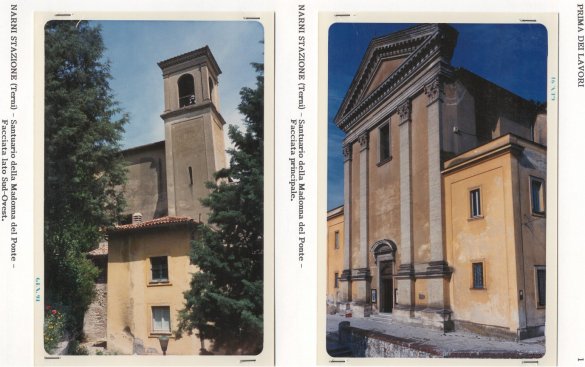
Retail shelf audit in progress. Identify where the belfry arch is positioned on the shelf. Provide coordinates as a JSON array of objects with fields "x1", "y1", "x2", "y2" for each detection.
[{"x1": 177, "y1": 73, "x2": 195, "y2": 107}]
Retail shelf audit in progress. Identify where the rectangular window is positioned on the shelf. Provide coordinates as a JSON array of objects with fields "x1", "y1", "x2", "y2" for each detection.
[
  {"x1": 152, "y1": 306, "x2": 171, "y2": 333},
  {"x1": 334, "y1": 231, "x2": 340, "y2": 249},
  {"x1": 150, "y1": 256, "x2": 169, "y2": 282},
  {"x1": 379, "y1": 123, "x2": 390, "y2": 162},
  {"x1": 470, "y1": 188, "x2": 482, "y2": 218},
  {"x1": 536, "y1": 267, "x2": 546, "y2": 307},
  {"x1": 531, "y1": 177, "x2": 545, "y2": 215},
  {"x1": 334, "y1": 272, "x2": 339, "y2": 288},
  {"x1": 472, "y1": 262, "x2": 484, "y2": 289}
]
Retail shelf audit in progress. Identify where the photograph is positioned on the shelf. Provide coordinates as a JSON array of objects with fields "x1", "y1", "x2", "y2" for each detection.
[
  {"x1": 43, "y1": 19, "x2": 265, "y2": 356},
  {"x1": 326, "y1": 22, "x2": 550, "y2": 359}
]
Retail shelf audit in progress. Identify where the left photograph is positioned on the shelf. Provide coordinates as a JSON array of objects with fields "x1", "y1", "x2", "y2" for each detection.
[{"x1": 43, "y1": 19, "x2": 265, "y2": 356}]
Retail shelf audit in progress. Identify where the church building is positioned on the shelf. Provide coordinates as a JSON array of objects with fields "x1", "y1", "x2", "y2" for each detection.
[
  {"x1": 105, "y1": 46, "x2": 227, "y2": 354},
  {"x1": 333, "y1": 24, "x2": 546, "y2": 339}
]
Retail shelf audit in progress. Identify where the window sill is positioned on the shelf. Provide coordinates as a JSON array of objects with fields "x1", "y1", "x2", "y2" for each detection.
[
  {"x1": 468, "y1": 215, "x2": 484, "y2": 222},
  {"x1": 531, "y1": 211, "x2": 546, "y2": 218},
  {"x1": 469, "y1": 287, "x2": 487, "y2": 290},
  {"x1": 148, "y1": 332, "x2": 173, "y2": 338},
  {"x1": 377, "y1": 156, "x2": 392, "y2": 167},
  {"x1": 148, "y1": 281, "x2": 172, "y2": 287}
]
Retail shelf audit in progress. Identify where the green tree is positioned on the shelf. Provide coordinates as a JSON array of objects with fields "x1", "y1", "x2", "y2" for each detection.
[
  {"x1": 44, "y1": 20, "x2": 127, "y2": 341},
  {"x1": 176, "y1": 63, "x2": 264, "y2": 355}
]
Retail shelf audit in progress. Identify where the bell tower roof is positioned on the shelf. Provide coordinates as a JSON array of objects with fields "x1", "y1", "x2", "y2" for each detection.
[
  {"x1": 158, "y1": 45, "x2": 224, "y2": 116},
  {"x1": 157, "y1": 46, "x2": 222, "y2": 78}
]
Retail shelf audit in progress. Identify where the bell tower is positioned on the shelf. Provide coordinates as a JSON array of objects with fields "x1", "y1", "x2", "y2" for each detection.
[{"x1": 158, "y1": 46, "x2": 227, "y2": 221}]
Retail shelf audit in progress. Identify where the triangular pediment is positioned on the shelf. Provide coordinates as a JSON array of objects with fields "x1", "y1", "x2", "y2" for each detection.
[
  {"x1": 363, "y1": 57, "x2": 408, "y2": 97},
  {"x1": 335, "y1": 24, "x2": 458, "y2": 131}
]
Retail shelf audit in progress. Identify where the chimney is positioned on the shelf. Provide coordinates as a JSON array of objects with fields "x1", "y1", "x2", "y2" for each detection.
[{"x1": 132, "y1": 213, "x2": 143, "y2": 224}]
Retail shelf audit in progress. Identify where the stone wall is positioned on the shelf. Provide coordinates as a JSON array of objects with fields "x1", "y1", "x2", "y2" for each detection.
[
  {"x1": 83, "y1": 283, "x2": 107, "y2": 342},
  {"x1": 338, "y1": 322, "x2": 437, "y2": 358}
]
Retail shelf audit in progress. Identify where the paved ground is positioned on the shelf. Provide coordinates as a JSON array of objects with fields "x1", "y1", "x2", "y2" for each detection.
[{"x1": 327, "y1": 314, "x2": 545, "y2": 358}]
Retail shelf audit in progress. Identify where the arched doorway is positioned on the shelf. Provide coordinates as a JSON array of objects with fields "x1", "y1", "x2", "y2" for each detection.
[{"x1": 371, "y1": 240, "x2": 397, "y2": 314}]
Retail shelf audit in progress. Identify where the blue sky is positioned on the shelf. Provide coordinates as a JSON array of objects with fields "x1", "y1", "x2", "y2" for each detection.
[
  {"x1": 94, "y1": 20, "x2": 264, "y2": 151},
  {"x1": 327, "y1": 23, "x2": 548, "y2": 210}
]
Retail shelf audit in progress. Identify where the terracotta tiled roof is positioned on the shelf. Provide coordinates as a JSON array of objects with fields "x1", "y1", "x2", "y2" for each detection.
[
  {"x1": 108, "y1": 216, "x2": 196, "y2": 233},
  {"x1": 88, "y1": 242, "x2": 108, "y2": 256}
]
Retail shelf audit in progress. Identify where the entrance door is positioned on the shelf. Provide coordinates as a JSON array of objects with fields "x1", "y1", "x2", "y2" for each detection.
[
  {"x1": 381, "y1": 277, "x2": 393, "y2": 312},
  {"x1": 379, "y1": 261, "x2": 393, "y2": 313}
]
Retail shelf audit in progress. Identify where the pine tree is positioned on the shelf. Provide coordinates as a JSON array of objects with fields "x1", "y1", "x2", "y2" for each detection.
[
  {"x1": 44, "y1": 20, "x2": 127, "y2": 339},
  {"x1": 176, "y1": 63, "x2": 264, "y2": 354}
]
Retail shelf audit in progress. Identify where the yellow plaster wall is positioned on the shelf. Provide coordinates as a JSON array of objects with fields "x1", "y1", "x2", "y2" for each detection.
[
  {"x1": 366, "y1": 112, "x2": 402, "y2": 310},
  {"x1": 327, "y1": 212, "x2": 344, "y2": 304},
  {"x1": 444, "y1": 153, "x2": 520, "y2": 331},
  {"x1": 367, "y1": 112, "x2": 401, "y2": 252},
  {"x1": 107, "y1": 226, "x2": 201, "y2": 355},
  {"x1": 414, "y1": 278, "x2": 429, "y2": 308},
  {"x1": 517, "y1": 144, "x2": 547, "y2": 328}
]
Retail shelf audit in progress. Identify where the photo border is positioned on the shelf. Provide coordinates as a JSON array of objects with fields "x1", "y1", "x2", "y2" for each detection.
[
  {"x1": 34, "y1": 11, "x2": 275, "y2": 366},
  {"x1": 317, "y1": 11, "x2": 558, "y2": 366}
]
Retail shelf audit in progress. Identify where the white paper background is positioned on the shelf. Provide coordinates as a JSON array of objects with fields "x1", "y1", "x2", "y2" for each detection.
[{"x1": 0, "y1": 1, "x2": 581, "y2": 366}]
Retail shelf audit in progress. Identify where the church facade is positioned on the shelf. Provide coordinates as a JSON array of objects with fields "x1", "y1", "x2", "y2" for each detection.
[
  {"x1": 333, "y1": 24, "x2": 546, "y2": 339},
  {"x1": 106, "y1": 46, "x2": 226, "y2": 354}
]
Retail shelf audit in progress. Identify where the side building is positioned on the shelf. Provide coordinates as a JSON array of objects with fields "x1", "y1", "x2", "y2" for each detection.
[
  {"x1": 105, "y1": 46, "x2": 227, "y2": 355},
  {"x1": 326, "y1": 206, "x2": 344, "y2": 314},
  {"x1": 333, "y1": 23, "x2": 546, "y2": 339},
  {"x1": 443, "y1": 134, "x2": 546, "y2": 339}
]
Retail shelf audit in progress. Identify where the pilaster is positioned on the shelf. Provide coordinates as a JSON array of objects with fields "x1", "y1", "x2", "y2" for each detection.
[
  {"x1": 396, "y1": 99, "x2": 415, "y2": 310},
  {"x1": 340, "y1": 143, "x2": 353, "y2": 303},
  {"x1": 358, "y1": 133, "x2": 369, "y2": 270},
  {"x1": 425, "y1": 77, "x2": 450, "y2": 309}
]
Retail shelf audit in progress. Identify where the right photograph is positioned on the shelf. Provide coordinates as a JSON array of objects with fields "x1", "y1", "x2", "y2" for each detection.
[{"x1": 326, "y1": 22, "x2": 548, "y2": 358}]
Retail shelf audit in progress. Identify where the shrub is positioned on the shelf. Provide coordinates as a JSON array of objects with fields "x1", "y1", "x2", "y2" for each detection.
[
  {"x1": 68, "y1": 340, "x2": 89, "y2": 355},
  {"x1": 44, "y1": 305, "x2": 66, "y2": 354}
]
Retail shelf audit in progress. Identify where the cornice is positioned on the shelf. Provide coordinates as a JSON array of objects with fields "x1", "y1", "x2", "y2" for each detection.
[
  {"x1": 342, "y1": 63, "x2": 454, "y2": 146},
  {"x1": 160, "y1": 101, "x2": 227, "y2": 127},
  {"x1": 336, "y1": 24, "x2": 447, "y2": 122},
  {"x1": 335, "y1": 24, "x2": 458, "y2": 133},
  {"x1": 157, "y1": 46, "x2": 222, "y2": 77}
]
